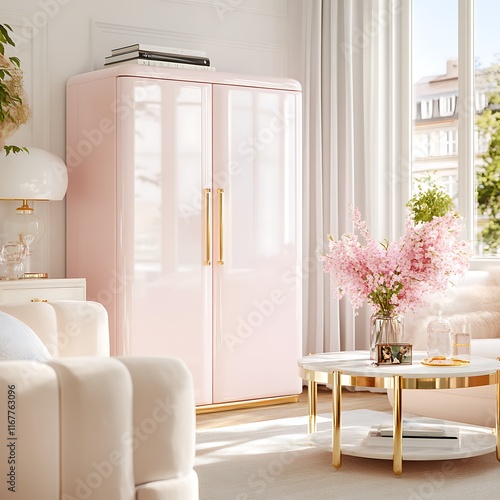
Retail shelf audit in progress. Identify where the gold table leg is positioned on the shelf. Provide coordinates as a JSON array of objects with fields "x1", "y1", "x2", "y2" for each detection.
[
  {"x1": 393, "y1": 375, "x2": 403, "y2": 475},
  {"x1": 496, "y1": 370, "x2": 500, "y2": 462},
  {"x1": 308, "y1": 380, "x2": 317, "y2": 434},
  {"x1": 332, "y1": 370, "x2": 342, "y2": 469}
]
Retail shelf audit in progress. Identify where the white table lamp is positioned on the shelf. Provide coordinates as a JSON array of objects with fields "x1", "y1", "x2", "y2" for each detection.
[{"x1": 0, "y1": 148, "x2": 68, "y2": 278}]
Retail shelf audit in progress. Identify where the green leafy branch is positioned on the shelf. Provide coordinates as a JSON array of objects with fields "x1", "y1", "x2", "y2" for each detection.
[{"x1": 0, "y1": 23, "x2": 29, "y2": 155}]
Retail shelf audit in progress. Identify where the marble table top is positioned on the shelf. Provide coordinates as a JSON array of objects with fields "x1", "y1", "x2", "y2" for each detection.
[{"x1": 298, "y1": 350, "x2": 500, "y2": 379}]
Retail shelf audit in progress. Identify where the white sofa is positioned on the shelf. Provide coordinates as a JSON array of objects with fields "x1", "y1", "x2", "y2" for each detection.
[
  {"x1": 389, "y1": 269, "x2": 500, "y2": 427},
  {"x1": 0, "y1": 300, "x2": 199, "y2": 500}
]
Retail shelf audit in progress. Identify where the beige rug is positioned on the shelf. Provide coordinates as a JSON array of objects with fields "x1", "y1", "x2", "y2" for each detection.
[{"x1": 195, "y1": 410, "x2": 499, "y2": 500}]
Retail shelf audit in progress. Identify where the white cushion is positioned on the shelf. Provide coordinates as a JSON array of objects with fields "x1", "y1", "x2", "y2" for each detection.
[
  {"x1": 0, "y1": 311, "x2": 52, "y2": 361},
  {"x1": 0, "y1": 302, "x2": 59, "y2": 356},
  {"x1": 405, "y1": 268, "x2": 500, "y2": 349},
  {"x1": 470, "y1": 338, "x2": 500, "y2": 358}
]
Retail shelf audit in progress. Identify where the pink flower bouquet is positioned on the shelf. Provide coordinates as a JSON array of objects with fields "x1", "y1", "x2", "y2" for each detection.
[{"x1": 322, "y1": 207, "x2": 471, "y2": 315}]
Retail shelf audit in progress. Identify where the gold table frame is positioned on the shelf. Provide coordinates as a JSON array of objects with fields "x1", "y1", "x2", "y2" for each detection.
[{"x1": 299, "y1": 355, "x2": 500, "y2": 476}]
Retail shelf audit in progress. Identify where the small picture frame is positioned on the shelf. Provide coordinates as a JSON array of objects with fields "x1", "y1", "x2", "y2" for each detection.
[{"x1": 376, "y1": 343, "x2": 413, "y2": 365}]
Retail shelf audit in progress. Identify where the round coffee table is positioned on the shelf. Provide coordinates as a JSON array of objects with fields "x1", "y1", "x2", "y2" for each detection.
[{"x1": 297, "y1": 350, "x2": 500, "y2": 475}]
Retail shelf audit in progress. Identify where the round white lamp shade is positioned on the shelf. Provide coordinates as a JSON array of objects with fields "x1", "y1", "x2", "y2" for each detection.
[{"x1": 0, "y1": 148, "x2": 68, "y2": 200}]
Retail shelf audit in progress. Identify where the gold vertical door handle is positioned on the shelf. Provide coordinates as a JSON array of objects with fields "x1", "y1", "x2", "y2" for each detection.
[
  {"x1": 204, "y1": 188, "x2": 212, "y2": 266},
  {"x1": 217, "y1": 188, "x2": 224, "y2": 265}
]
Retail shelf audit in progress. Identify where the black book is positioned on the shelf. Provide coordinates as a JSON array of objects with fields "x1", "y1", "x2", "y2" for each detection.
[
  {"x1": 105, "y1": 50, "x2": 210, "y2": 66},
  {"x1": 111, "y1": 44, "x2": 206, "y2": 58}
]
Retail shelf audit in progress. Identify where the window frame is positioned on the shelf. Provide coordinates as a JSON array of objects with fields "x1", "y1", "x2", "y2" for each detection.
[{"x1": 457, "y1": 0, "x2": 475, "y2": 253}]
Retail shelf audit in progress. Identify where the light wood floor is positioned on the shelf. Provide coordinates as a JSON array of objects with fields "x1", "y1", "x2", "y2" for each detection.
[{"x1": 196, "y1": 386, "x2": 392, "y2": 431}]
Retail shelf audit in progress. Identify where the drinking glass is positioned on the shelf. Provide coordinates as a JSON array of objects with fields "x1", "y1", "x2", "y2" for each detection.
[{"x1": 452, "y1": 322, "x2": 471, "y2": 361}]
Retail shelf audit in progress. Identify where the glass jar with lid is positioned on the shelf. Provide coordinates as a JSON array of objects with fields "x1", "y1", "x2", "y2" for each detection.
[{"x1": 427, "y1": 311, "x2": 453, "y2": 359}]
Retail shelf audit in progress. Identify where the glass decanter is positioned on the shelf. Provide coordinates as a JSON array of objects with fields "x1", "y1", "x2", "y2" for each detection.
[{"x1": 0, "y1": 240, "x2": 28, "y2": 279}]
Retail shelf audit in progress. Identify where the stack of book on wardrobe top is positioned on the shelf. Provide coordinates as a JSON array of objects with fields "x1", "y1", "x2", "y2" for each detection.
[
  {"x1": 104, "y1": 44, "x2": 215, "y2": 71},
  {"x1": 365, "y1": 420, "x2": 460, "y2": 449}
]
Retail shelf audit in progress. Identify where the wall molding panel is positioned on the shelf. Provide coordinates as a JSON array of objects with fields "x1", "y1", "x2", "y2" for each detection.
[
  {"x1": 168, "y1": 0, "x2": 288, "y2": 18},
  {"x1": 92, "y1": 21, "x2": 288, "y2": 76}
]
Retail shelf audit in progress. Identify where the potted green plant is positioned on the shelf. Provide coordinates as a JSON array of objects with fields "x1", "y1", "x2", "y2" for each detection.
[
  {"x1": 0, "y1": 23, "x2": 29, "y2": 155},
  {"x1": 406, "y1": 173, "x2": 456, "y2": 223}
]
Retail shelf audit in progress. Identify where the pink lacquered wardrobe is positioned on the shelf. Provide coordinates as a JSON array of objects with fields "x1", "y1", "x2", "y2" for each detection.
[{"x1": 66, "y1": 64, "x2": 302, "y2": 407}]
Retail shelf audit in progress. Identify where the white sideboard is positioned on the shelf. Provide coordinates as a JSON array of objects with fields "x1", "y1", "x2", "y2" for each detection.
[{"x1": 0, "y1": 278, "x2": 86, "y2": 303}]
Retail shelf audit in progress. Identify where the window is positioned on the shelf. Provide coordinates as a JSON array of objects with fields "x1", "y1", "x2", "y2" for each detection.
[
  {"x1": 442, "y1": 130, "x2": 457, "y2": 155},
  {"x1": 411, "y1": 0, "x2": 500, "y2": 257},
  {"x1": 440, "y1": 174, "x2": 458, "y2": 203},
  {"x1": 420, "y1": 99, "x2": 433, "y2": 119},
  {"x1": 439, "y1": 95, "x2": 456, "y2": 117},
  {"x1": 415, "y1": 133, "x2": 431, "y2": 157}
]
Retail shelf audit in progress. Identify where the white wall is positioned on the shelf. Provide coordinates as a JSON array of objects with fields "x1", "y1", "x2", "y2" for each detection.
[{"x1": 0, "y1": 0, "x2": 304, "y2": 278}]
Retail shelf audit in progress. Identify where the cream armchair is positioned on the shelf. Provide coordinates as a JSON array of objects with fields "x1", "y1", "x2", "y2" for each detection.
[{"x1": 0, "y1": 301, "x2": 198, "y2": 500}]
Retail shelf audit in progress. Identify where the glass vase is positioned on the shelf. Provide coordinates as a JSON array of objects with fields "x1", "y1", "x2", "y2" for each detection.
[{"x1": 369, "y1": 312, "x2": 404, "y2": 360}]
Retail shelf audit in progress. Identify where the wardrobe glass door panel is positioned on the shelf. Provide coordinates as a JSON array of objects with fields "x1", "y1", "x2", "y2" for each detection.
[
  {"x1": 212, "y1": 85, "x2": 302, "y2": 403},
  {"x1": 117, "y1": 77, "x2": 213, "y2": 405}
]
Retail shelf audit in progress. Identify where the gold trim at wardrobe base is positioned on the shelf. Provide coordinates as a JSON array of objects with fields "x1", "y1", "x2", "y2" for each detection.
[{"x1": 196, "y1": 394, "x2": 299, "y2": 414}]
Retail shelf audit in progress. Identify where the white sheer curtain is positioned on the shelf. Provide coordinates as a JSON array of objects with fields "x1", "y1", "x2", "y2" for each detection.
[{"x1": 301, "y1": 0, "x2": 411, "y2": 355}]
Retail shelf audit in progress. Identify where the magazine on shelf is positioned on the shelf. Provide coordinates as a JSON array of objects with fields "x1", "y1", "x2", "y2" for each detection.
[
  {"x1": 365, "y1": 423, "x2": 460, "y2": 449},
  {"x1": 105, "y1": 50, "x2": 210, "y2": 66},
  {"x1": 103, "y1": 58, "x2": 216, "y2": 71},
  {"x1": 376, "y1": 420, "x2": 448, "y2": 437},
  {"x1": 111, "y1": 44, "x2": 207, "y2": 57}
]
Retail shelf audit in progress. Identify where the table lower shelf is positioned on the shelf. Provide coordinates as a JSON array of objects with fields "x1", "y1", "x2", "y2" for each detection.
[{"x1": 310, "y1": 410, "x2": 496, "y2": 461}]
